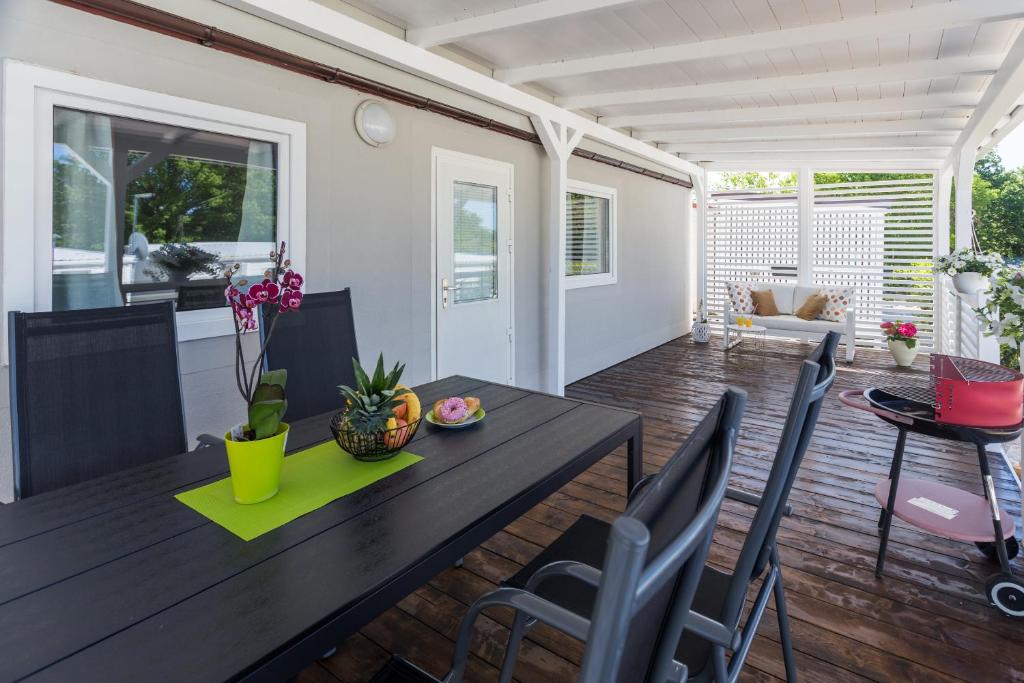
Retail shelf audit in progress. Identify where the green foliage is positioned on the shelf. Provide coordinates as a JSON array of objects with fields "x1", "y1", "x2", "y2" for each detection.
[
  {"x1": 247, "y1": 370, "x2": 288, "y2": 440},
  {"x1": 126, "y1": 156, "x2": 276, "y2": 245},
  {"x1": 710, "y1": 171, "x2": 797, "y2": 191},
  {"x1": 338, "y1": 354, "x2": 409, "y2": 434},
  {"x1": 953, "y1": 152, "x2": 1024, "y2": 258},
  {"x1": 976, "y1": 267, "x2": 1024, "y2": 369}
]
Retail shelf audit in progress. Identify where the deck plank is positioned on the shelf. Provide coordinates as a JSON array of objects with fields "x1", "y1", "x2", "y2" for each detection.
[{"x1": 304, "y1": 338, "x2": 1024, "y2": 682}]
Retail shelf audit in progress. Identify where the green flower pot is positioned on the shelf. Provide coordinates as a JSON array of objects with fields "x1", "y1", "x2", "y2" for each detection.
[{"x1": 224, "y1": 423, "x2": 289, "y2": 504}]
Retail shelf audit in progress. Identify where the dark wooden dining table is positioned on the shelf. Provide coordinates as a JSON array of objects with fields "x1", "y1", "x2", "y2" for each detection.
[{"x1": 0, "y1": 375, "x2": 642, "y2": 682}]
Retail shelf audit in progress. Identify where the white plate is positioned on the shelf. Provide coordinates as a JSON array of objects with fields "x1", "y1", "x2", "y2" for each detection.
[{"x1": 424, "y1": 407, "x2": 485, "y2": 429}]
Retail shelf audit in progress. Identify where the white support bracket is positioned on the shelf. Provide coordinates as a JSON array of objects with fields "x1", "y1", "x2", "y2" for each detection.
[{"x1": 532, "y1": 116, "x2": 583, "y2": 396}]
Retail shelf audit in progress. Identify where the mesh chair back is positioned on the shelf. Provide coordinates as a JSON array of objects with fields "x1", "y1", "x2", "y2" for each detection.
[
  {"x1": 259, "y1": 289, "x2": 359, "y2": 422},
  {"x1": 581, "y1": 388, "x2": 746, "y2": 683},
  {"x1": 719, "y1": 331, "x2": 839, "y2": 627},
  {"x1": 8, "y1": 302, "x2": 187, "y2": 499}
]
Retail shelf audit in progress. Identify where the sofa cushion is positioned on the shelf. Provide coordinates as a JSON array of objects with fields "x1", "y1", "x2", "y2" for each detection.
[
  {"x1": 726, "y1": 282, "x2": 754, "y2": 314},
  {"x1": 796, "y1": 293, "x2": 828, "y2": 320},
  {"x1": 818, "y1": 286, "x2": 853, "y2": 322},
  {"x1": 767, "y1": 285, "x2": 795, "y2": 314},
  {"x1": 730, "y1": 312, "x2": 845, "y2": 333},
  {"x1": 751, "y1": 290, "x2": 780, "y2": 316}
]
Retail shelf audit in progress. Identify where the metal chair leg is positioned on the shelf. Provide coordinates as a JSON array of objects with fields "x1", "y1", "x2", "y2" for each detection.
[
  {"x1": 876, "y1": 428, "x2": 907, "y2": 577},
  {"x1": 773, "y1": 564, "x2": 798, "y2": 682},
  {"x1": 497, "y1": 611, "x2": 530, "y2": 683}
]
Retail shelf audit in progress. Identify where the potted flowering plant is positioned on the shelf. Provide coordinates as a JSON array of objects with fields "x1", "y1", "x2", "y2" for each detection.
[
  {"x1": 934, "y1": 247, "x2": 1003, "y2": 294},
  {"x1": 975, "y1": 266, "x2": 1024, "y2": 369},
  {"x1": 881, "y1": 320, "x2": 919, "y2": 367},
  {"x1": 692, "y1": 299, "x2": 710, "y2": 343},
  {"x1": 222, "y1": 242, "x2": 304, "y2": 504}
]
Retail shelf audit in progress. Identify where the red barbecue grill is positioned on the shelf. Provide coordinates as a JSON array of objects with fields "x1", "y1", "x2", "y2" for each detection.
[{"x1": 839, "y1": 353, "x2": 1024, "y2": 618}]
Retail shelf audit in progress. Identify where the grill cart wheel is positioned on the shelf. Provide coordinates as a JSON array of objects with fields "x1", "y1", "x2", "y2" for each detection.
[
  {"x1": 976, "y1": 537, "x2": 1020, "y2": 563},
  {"x1": 986, "y1": 573, "x2": 1024, "y2": 618}
]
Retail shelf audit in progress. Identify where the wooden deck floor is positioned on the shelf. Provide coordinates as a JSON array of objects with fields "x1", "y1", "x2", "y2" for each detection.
[{"x1": 299, "y1": 337, "x2": 1024, "y2": 683}]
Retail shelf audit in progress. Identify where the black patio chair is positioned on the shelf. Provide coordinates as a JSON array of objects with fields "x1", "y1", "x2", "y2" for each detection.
[
  {"x1": 8, "y1": 302, "x2": 189, "y2": 499},
  {"x1": 258, "y1": 288, "x2": 359, "y2": 422},
  {"x1": 369, "y1": 387, "x2": 747, "y2": 683},
  {"x1": 501, "y1": 331, "x2": 840, "y2": 683}
]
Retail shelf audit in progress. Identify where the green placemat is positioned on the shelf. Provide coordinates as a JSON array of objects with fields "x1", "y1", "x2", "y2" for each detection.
[{"x1": 175, "y1": 441, "x2": 422, "y2": 541}]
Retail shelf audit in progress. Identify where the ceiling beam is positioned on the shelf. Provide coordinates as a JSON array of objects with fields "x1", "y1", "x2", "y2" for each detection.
[
  {"x1": 495, "y1": 0, "x2": 1024, "y2": 84},
  {"x1": 681, "y1": 149, "x2": 948, "y2": 162},
  {"x1": 640, "y1": 118, "x2": 969, "y2": 143},
  {"x1": 947, "y1": 30, "x2": 1024, "y2": 164},
  {"x1": 979, "y1": 104, "x2": 1024, "y2": 155},
  {"x1": 406, "y1": 0, "x2": 640, "y2": 48},
  {"x1": 605, "y1": 93, "x2": 981, "y2": 129},
  {"x1": 215, "y1": 0, "x2": 700, "y2": 178},
  {"x1": 662, "y1": 135, "x2": 957, "y2": 154},
  {"x1": 556, "y1": 55, "x2": 1002, "y2": 110}
]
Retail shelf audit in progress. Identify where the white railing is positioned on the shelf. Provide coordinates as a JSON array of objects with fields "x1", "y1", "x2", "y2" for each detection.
[{"x1": 938, "y1": 276, "x2": 999, "y2": 363}]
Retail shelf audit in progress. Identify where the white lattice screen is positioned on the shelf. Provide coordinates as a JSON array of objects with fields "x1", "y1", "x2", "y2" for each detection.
[
  {"x1": 813, "y1": 177, "x2": 936, "y2": 349},
  {"x1": 705, "y1": 174, "x2": 937, "y2": 349},
  {"x1": 705, "y1": 187, "x2": 799, "y2": 325}
]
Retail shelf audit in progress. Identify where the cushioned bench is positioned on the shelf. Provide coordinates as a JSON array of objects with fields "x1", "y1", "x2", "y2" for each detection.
[{"x1": 724, "y1": 283, "x2": 856, "y2": 362}]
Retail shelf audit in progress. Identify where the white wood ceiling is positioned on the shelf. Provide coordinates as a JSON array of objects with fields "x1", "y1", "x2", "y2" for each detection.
[{"x1": 343, "y1": 0, "x2": 1024, "y2": 165}]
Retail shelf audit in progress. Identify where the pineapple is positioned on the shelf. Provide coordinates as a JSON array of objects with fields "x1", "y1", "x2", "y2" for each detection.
[{"x1": 338, "y1": 354, "x2": 410, "y2": 434}]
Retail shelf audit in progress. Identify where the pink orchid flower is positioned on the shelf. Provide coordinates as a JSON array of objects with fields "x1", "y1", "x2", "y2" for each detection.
[
  {"x1": 247, "y1": 282, "x2": 269, "y2": 304},
  {"x1": 261, "y1": 278, "x2": 281, "y2": 303},
  {"x1": 282, "y1": 269, "x2": 304, "y2": 290},
  {"x1": 279, "y1": 289, "x2": 303, "y2": 312}
]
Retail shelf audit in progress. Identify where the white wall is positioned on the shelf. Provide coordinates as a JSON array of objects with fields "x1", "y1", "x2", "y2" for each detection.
[
  {"x1": 565, "y1": 159, "x2": 693, "y2": 384},
  {"x1": 0, "y1": 0, "x2": 691, "y2": 500}
]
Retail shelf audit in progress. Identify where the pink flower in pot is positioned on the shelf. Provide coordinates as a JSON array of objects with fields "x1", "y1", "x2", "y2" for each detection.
[
  {"x1": 282, "y1": 269, "x2": 304, "y2": 289},
  {"x1": 897, "y1": 322, "x2": 917, "y2": 338}
]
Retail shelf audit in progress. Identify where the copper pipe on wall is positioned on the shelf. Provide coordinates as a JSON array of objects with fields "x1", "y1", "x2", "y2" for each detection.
[{"x1": 47, "y1": 0, "x2": 693, "y2": 189}]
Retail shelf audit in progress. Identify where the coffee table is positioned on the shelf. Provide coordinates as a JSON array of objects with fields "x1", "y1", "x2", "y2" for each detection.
[{"x1": 726, "y1": 323, "x2": 767, "y2": 352}]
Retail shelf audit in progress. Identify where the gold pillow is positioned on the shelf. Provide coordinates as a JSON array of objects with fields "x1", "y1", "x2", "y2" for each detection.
[
  {"x1": 751, "y1": 290, "x2": 779, "y2": 316},
  {"x1": 796, "y1": 293, "x2": 828, "y2": 321}
]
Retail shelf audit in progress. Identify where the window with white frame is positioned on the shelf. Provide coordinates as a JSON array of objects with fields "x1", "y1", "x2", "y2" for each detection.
[
  {"x1": 2, "y1": 61, "x2": 306, "y2": 348},
  {"x1": 565, "y1": 181, "x2": 616, "y2": 288}
]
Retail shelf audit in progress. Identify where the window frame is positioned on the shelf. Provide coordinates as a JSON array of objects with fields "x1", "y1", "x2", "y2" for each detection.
[
  {"x1": 564, "y1": 179, "x2": 617, "y2": 290},
  {"x1": 1, "y1": 60, "x2": 307, "y2": 361}
]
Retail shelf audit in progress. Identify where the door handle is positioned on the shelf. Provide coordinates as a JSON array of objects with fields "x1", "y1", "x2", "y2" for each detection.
[{"x1": 441, "y1": 278, "x2": 462, "y2": 308}]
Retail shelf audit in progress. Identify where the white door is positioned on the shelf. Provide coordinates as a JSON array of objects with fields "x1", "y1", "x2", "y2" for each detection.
[{"x1": 434, "y1": 150, "x2": 513, "y2": 384}]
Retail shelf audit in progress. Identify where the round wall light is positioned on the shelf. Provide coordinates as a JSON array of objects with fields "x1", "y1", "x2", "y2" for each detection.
[{"x1": 354, "y1": 100, "x2": 396, "y2": 147}]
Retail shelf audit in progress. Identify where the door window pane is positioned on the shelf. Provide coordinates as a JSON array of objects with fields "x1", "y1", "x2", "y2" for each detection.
[
  {"x1": 453, "y1": 181, "x2": 498, "y2": 304},
  {"x1": 566, "y1": 191, "x2": 610, "y2": 276},
  {"x1": 52, "y1": 106, "x2": 277, "y2": 312}
]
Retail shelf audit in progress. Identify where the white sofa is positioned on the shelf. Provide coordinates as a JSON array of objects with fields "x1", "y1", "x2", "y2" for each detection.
[{"x1": 724, "y1": 284, "x2": 856, "y2": 362}]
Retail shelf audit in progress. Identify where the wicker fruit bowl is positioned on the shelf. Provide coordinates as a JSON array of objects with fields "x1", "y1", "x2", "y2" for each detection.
[{"x1": 329, "y1": 413, "x2": 420, "y2": 461}]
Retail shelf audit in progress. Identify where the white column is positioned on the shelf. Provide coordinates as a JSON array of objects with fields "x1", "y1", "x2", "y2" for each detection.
[
  {"x1": 797, "y1": 166, "x2": 814, "y2": 286},
  {"x1": 933, "y1": 167, "x2": 953, "y2": 354},
  {"x1": 954, "y1": 147, "x2": 975, "y2": 250},
  {"x1": 532, "y1": 116, "x2": 583, "y2": 396}
]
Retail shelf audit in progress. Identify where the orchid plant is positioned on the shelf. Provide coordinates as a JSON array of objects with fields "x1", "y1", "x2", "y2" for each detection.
[
  {"x1": 225, "y1": 241, "x2": 304, "y2": 441},
  {"x1": 880, "y1": 320, "x2": 918, "y2": 349}
]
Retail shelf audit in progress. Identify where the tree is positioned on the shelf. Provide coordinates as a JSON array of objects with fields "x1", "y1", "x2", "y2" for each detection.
[{"x1": 969, "y1": 151, "x2": 1024, "y2": 259}]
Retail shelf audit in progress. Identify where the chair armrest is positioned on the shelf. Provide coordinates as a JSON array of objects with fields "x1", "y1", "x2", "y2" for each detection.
[
  {"x1": 629, "y1": 473, "x2": 656, "y2": 502},
  {"x1": 684, "y1": 610, "x2": 741, "y2": 650},
  {"x1": 524, "y1": 560, "x2": 602, "y2": 594},
  {"x1": 726, "y1": 487, "x2": 792, "y2": 517}
]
